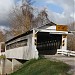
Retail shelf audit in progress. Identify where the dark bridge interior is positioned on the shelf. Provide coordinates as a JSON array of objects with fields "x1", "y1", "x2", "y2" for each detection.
[{"x1": 37, "y1": 32, "x2": 62, "y2": 55}]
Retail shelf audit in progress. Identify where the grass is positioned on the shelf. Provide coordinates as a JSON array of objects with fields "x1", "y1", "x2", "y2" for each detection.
[{"x1": 10, "y1": 58, "x2": 70, "y2": 75}]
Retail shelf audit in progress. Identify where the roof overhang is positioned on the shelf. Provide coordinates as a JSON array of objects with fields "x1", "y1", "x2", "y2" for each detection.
[{"x1": 34, "y1": 29, "x2": 68, "y2": 34}]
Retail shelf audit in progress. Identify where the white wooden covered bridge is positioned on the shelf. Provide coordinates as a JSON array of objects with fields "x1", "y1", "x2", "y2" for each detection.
[
  {"x1": 0, "y1": 22, "x2": 75, "y2": 60},
  {"x1": 4, "y1": 22, "x2": 70, "y2": 60}
]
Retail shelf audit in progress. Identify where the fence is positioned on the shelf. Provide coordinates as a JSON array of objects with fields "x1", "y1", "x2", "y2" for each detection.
[{"x1": 57, "y1": 49, "x2": 75, "y2": 56}]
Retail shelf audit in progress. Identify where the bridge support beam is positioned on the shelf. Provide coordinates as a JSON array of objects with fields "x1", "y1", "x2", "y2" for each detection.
[
  {"x1": 12, "y1": 59, "x2": 23, "y2": 73},
  {"x1": 0, "y1": 59, "x2": 5, "y2": 75}
]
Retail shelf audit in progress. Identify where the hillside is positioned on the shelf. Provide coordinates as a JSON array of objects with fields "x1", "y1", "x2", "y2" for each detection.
[{"x1": 10, "y1": 59, "x2": 70, "y2": 75}]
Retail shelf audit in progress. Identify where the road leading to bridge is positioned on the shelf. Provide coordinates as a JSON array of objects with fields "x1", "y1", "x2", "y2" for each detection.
[{"x1": 45, "y1": 54, "x2": 75, "y2": 75}]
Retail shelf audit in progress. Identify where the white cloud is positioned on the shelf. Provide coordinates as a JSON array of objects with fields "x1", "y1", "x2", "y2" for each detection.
[
  {"x1": 0, "y1": 0, "x2": 14, "y2": 22},
  {"x1": 0, "y1": 0, "x2": 74, "y2": 27},
  {"x1": 45, "y1": 0, "x2": 75, "y2": 24}
]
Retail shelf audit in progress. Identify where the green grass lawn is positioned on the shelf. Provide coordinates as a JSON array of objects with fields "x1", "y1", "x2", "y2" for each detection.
[{"x1": 10, "y1": 58, "x2": 70, "y2": 75}]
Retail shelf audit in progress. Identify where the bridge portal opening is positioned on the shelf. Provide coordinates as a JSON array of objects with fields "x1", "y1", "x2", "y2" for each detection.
[{"x1": 37, "y1": 32, "x2": 62, "y2": 55}]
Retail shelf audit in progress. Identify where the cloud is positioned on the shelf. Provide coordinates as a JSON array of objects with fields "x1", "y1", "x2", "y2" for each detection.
[
  {"x1": 0, "y1": 0, "x2": 14, "y2": 23},
  {"x1": 0, "y1": 25, "x2": 10, "y2": 34},
  {"x1": 45, "y1": 0, "x2": 75, "y2": 24},
  {"x1": 0, "y1": 0, "x2": 74, "y2": 31},
  {"x1": 48, "y1": 11, "x2": 74, "y2": 24}
]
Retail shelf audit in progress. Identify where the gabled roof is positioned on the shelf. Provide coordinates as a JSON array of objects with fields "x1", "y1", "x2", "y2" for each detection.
[
  {"x1": 5, "y1": 22, "x2": 56, "y2": 44},
  {"x1": 37, "y1": 21, "x2": 56, "y2": 29}
]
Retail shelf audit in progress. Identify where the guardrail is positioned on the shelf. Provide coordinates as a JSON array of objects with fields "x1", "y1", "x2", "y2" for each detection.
[
  {"x1": 57, "y1": 49, "x2": 75, "y2": 56},
  {"x1": 70, "y1": 51, "x2": 75, "y2": 56}
]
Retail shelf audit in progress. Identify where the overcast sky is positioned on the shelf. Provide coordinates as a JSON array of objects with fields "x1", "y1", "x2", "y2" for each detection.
[{"x1": 0, "y1": 0, "x2": 75, "y2": 31}]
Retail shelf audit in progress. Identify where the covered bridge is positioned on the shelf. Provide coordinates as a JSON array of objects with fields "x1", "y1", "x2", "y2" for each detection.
[{"x1": 5, "y1": 22, "x2": 68, "y2": 60}]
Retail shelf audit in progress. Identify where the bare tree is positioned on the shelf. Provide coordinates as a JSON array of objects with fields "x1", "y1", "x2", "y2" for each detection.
[
  {"x1": 33, "y1": 9, "x2": 50, "y2": 28},
  {"x1": 21, "y1": 0, "x2": 34, "y2": 30},
  {"x1": 0, "y1": 31, "x2": 5, "y2": 42},
  {"x1": 67, "y1": 22, "x2": 75, "y2": 51},
  {"x1": 9, "y1": 0, "x2": 34, "y2": 36},
  {"x1": 8, "y1": 0, "x2": 50, "y2": 37}
]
